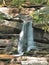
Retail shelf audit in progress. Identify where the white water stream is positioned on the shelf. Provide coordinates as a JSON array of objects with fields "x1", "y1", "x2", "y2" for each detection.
[{"x1": 18, "y1": 15, "x2": 37, "y2": 55}]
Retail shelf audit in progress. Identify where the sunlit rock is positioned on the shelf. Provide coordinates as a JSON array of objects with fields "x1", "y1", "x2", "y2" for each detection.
[{"x1": 21, "y1": 57, "x2": 48, "y2": 65}]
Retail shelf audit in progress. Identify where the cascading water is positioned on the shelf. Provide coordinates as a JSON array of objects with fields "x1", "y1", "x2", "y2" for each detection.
[{"x1": 18, "y1": 14, "x2": 37, "y2": 55}]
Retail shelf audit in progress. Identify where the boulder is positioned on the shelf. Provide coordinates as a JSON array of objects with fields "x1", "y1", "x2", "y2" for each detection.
[
  {"x1": 21, "y1": 60, "x2": 48, "y2": 65},
  {"x1": 21, "y1": 57, "x2": 48, "y2": 65}
]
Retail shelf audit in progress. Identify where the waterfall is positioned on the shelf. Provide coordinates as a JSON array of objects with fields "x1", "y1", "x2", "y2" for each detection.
[{"x1": 18, "y1": 14, "x2": 37, "y2": 55}]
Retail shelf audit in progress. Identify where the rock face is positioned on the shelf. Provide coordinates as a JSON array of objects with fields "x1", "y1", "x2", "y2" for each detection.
[
  {"x1": 33, "y1": 27, "x2": 49, "y2": 44},
  {"x1": 0, "y1": 7, "x2": 22, "y2": 34},
  {"x1": 0, "y1": 7, "x2": 49, "y2": 56},
  {"x1": 21, "y1": 61, "x2": 48, "y2": 65},
  {"x1": 21, "y1": 57, "x2": 48, "y2": 65}
]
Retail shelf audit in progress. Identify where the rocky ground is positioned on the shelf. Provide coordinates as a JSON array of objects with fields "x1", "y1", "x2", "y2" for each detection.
[{"x1": 0, "y1": 56, "x2": 49, "y2": 65}]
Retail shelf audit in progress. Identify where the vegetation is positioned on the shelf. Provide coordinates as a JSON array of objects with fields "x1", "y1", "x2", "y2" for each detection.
[
  {"x1": 27, "y1": 0, "x2": 47, "y2": 5},
  {"x1": 11, "y1": 0, "x2": 25, "y2": 7},
  {"x1": 12, "y1": 0, "x2": 47, "y2": 5},
  {"x1": 32, "y1": 7, "x2": 49, "y2": 32},
  {"x1": 0, "y1": 0, "x2": 48, "y2": 7}
]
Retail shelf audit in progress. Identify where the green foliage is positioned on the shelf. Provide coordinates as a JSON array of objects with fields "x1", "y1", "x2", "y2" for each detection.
[
  {"x1": 30, "y1": 0, "x2": 47, "y2": 5},
  {"x1": 0, "y1": 13, "x2": 4, "y2": 20},
  {"x1": 11, "y1": 0, "x2": 25, "y2": 7},
  {"x1": 32, "y1": 7, "x2": 49, "y2": 32},
  {"x1": 0, "y1": 0, "x2": 48, "y2": 7},
  {"x1": 9, "y1": 0, "x2": 47, "y2": 7},
  {"x1": 47, "y1": 0, "x2": 49, "y2": 5}
]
